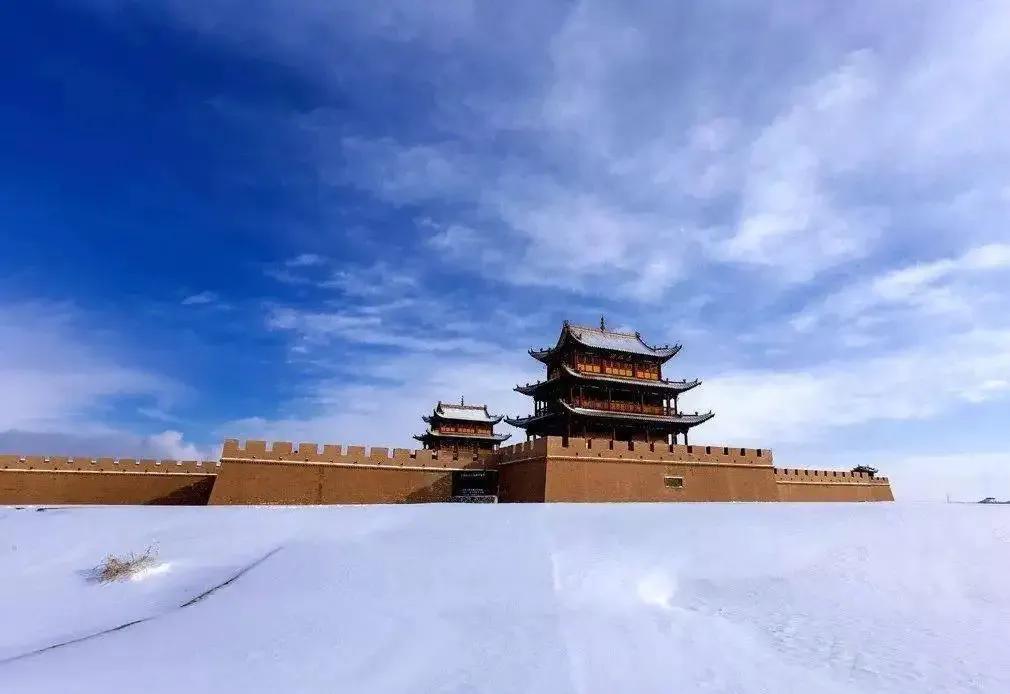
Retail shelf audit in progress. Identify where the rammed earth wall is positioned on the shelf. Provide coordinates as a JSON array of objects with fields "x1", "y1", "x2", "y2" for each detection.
[
  {"x1": 0, "y1": 437, "x2": 893, "y2": 505},
  {"x1": 492, "y1": 437, "x2": 892, "y2": 503},
  {"x1": 0, "y1": 455, "x2": 219, "y2": 505},
  {"x1": 774, "y1": 467, "x2": 894, "y2": 502},
  {"x1": 208, "y1": 439, "x2": 488, "y2": 504}
]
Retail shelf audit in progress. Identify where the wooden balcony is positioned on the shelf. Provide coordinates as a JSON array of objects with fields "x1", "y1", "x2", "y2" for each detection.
[
  {"x1": 437, "y1": 425, "x2": 494, "y2": 436},
  {"x1": 573, "y1": 358, "x2": 659, "y2": 380},
  {"x1": 569, "y1": 397, "x2": 673, "y2": 416}
]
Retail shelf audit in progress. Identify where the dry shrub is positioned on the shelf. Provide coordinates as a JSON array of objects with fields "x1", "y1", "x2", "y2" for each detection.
[{"x1": 93, "y1": 545, "x2": 158, "y2": 583}]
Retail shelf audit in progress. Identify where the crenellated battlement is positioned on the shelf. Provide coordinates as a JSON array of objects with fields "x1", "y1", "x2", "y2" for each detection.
[
  {"x1": 775, "y1": 467, "x2": 890, "y2": 485},
  {"x1": 220, "y1": 439, "x2": 485, "y2": 469},
  {"x1": 0, "y1": 454, "x2": 219, "y2": 475},
  {"x1": 491, "y1": 436, "x2": 772, "y2": 466},
  {"x1": 491, "y1": 437, "x2": 549, "y2": 464}
]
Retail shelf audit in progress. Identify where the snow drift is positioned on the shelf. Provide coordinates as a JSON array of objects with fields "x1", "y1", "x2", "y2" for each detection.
[{"x1": 0, "y1": 503, "x2": 1007, "y2": 693}]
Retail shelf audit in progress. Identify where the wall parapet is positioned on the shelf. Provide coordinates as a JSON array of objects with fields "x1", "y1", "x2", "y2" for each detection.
[
  {"x1": 220, "y1": 439, "x2": 485, "y2": 470},
  {"x1": 490, "y1": 438, "x2": 549, "y2": 465},
  {"x1": 774, "y1": 467, "x2": 890, "y2": 485},
  {"x1": 0, "y1": 454, "x2": 219, "y2": 474},
  {"x1": 491, "y1": 436, "x2": 772, "y2": 466}
]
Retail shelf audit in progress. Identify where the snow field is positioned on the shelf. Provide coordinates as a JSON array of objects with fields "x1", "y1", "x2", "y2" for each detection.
[{"x1": 0, "y1": 503, "x2": 1007, "y2": 693}]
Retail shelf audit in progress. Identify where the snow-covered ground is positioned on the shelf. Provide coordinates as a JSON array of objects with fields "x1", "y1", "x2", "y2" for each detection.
[{"x1": 1, "y1": 503, "x2": 1007, "y2": 693}]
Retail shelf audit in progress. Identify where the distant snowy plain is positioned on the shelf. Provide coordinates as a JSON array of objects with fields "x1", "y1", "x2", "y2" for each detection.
[{"x1": 1, "y1": 503, "x2": 1007, "y2": 693}]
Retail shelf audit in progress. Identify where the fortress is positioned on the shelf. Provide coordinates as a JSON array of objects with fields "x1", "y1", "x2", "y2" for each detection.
[{"x1": 0, "y1": 321, "x2": 893, "y2": 505}]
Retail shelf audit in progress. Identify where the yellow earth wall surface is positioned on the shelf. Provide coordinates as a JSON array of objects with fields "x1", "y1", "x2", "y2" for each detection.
[
  {"x1": 207, "y1": 439, "x2": 487, "y2": 504},
  {"x1": 0, "y1": 455, "x2": 219, "y2": 505},
  {"x1": 494, "y1": 439, "x2": 550, "y2": 502},
  {"x1": 492, "y1": 438, "x2": 892, "y2": 503},
  {"x1": 0, "y1": 438, "x2": 893, "y2": 505},
  {"x1": 774, "y1": 468, "x2": 894, "y2": 502}
]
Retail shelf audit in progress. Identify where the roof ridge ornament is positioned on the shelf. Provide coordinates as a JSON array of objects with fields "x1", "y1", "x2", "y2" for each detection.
[{"x1": 600, "y1": 315, "x2": 606, "y2": 330}]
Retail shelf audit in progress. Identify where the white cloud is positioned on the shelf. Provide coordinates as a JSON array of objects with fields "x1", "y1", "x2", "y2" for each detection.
[
  {"x1": 319, "y1": 261, "x2": 418, "y2": 298},
  {"x1": 285, "y1": 253, "x2": 326, "y2": 267},
  {"x1": 181, "y1": 291, "x2": 219, "y2": 306},
  {"x1": 0, "y1": 302, "x2": 217, "y2": 459},
  {"x1": 221, "y1": 349, "x2": 535, "y2": 449},
  {"x1": 327, "y1": 3, "x2": 1010, "y2": 295},
  {"x1": 84, "y1": 1, "x2": 1010, "y2": 296},
  {"x1": 69, "y1": 0, "x2": 1010, "y2": 502},
  {"x1": 265, "y1": 305, "x2": 501, "y2": 355},
  {"x1": 0, "y1": 428, "x2": 218, "y2": 461},
  {"x1": 0, "y1": 302, "x2": 179, "y2": 433},
  {"x1": 339, "y1": 137, "x2": 476, "y2": 205},
  {"x1": 693, "y1": 329, "x2": 1010, "y2": 445},
  {"x1": 713, "y1": 53, "x2": 880, "y2": 276},
  {"x1": 962, "y1": 244, "x2": 1010, "y2": 270},
  {"x1": 793, "y1": 243, "x2": 1010, "y2": 334},
  {"x1": 144, "y1": 429, "x2": 217, "y2": 460}
]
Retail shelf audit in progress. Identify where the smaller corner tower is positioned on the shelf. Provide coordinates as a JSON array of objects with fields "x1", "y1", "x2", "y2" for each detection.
[{"x1": 414, "y1": 399, "x2": 511, "y2": 454}]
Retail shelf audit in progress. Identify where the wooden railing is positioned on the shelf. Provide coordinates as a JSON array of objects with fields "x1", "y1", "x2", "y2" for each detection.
[{"x1": 570, "y1": 397, "x2": 671, "y2": 416}]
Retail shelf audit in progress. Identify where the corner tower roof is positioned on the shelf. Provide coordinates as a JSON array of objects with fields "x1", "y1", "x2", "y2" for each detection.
[{"x1": 423, "y1": 401, "x2": 504, "y2": 425}]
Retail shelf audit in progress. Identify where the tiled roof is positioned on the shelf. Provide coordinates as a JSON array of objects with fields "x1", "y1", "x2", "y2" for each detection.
[
  {"x1": 428, "y1": 402, "x2": 503, "y2": 424},
  {"x1": 503, "y1": 412, "x2": 553, "y2": 428},
  {"x1": 568, "y1": 324, "x2": 679, "y2": 357},
  {"x1": 530, "y1": 322, "x2": 681, "y2": 363}
]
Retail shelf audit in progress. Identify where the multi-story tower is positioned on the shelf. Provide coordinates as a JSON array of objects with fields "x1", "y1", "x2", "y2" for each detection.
[
  {"x1": 506, "y1": 319, "x2": 713, "y2": 444},
  {"x1": 414, "y1": 400, "x2": 511, "y2": 454}
]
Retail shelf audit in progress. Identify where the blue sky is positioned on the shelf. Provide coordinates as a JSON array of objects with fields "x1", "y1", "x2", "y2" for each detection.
[{"x1": 2, "y1": 1, "x2": 1009, "y2": 500}]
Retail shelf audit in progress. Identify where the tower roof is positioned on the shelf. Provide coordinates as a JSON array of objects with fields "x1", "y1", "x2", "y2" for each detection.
[
  {"x1": 424, "y1": 401, "x2": 504, "y2": 425},
  {"x1": 529, "y1": 321, "x2": 681, "y2": 363}
]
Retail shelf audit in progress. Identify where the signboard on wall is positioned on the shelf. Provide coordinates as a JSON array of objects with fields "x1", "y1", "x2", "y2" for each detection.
[{"x1": 452, "y1": 469, "x2": 498, "y2": 497}]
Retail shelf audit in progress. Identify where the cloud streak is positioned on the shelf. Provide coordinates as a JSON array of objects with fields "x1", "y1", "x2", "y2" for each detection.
[
  {"x1": 0, "y1": 302, "x2": 179, "y2": 433},
  {"x1": 0, "y1": 301, "x2": 215, "y2": 459}
]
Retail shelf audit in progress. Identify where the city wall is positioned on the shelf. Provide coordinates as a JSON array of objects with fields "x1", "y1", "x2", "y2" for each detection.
[
  {"x1": 209, "y1": 439, "x2": 487, "y2": 504},
  {"x1": 494, "y1": 437, "x2": 779, "y2": 502},
  {"x1": 492, "y1": 438, "x2": 892, "y2": 502},
  {"x1": 0, "y1": 455, "x2": 219, "y2": 505},
  {"x1": 774, "y1": 467, "x2": 894, "y2": 502},
  {"x1": 0, "y1": 437, "x2": 893, "y2": 505},
  {"x1": 493, "y1": 439, "x2": 549, "y2": 502}
]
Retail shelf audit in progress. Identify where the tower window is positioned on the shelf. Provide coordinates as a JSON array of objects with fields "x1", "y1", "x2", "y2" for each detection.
[{"x1": 664, "y1": 476, "x2": 684, "y2": 489}]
